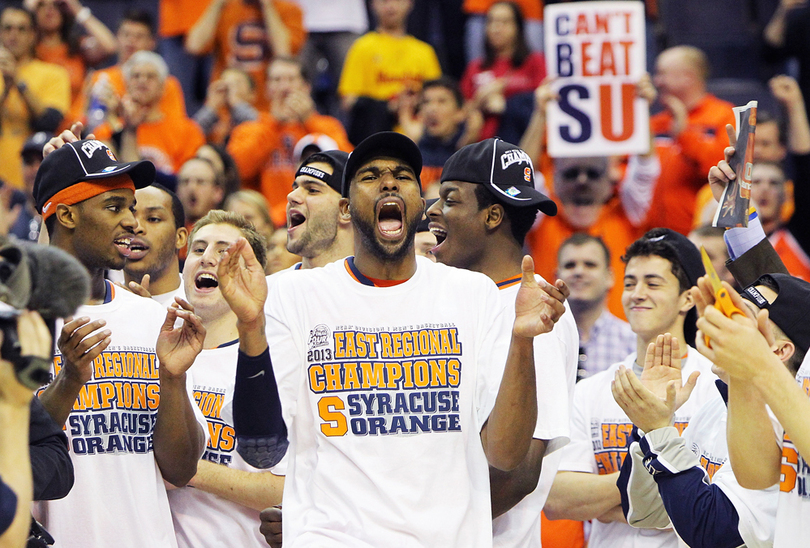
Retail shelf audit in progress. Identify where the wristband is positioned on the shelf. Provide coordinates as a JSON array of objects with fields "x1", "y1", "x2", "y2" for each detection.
[{"x1": 75, "y1": 7, "x2": 91, "y2": 25}]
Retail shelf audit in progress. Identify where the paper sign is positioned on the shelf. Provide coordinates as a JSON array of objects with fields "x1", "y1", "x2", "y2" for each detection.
[{"x1": 544, "y1": 1, "x2": 649, "y2": 157}]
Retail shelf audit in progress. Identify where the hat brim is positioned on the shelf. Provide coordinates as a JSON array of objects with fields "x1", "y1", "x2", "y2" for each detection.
[
  {"x1": 342, "y1": 132, "x2": 422, "y2": 197},
  {"x1": 485, "y1": 182, "x2": 557, "y2": 216},
  {"x1": 82, "y1": 159, "x2": 156, "y2": 189}
]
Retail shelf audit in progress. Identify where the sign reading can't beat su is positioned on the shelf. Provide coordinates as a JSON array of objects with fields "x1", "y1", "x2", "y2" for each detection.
[{"x1": 544, "y1": 1, "x2": 649, "y2": 157}]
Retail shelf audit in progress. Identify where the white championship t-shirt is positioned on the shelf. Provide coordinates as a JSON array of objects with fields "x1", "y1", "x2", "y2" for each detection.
[
  {"x1": 492, "y1": 276, "x2": 579, "y2": 548},
  {"x1": 773, "y1": 357, "x2": 810, "y2": 547},
  {"x1": 558, "y1": 348, "x2": 718, "y2": 548},
  {"x1": 36, "y1": 285, "x2": 207, "y2": 548},
  {"x1": 267, "y1": 256, "x2": 513, "y2": 548},
  {"x1": 169, "y1": 343, "x2": 276, "y2": 548}
]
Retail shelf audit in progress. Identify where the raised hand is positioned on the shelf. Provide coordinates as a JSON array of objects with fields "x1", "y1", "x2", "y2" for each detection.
[
  {"x1": 156, "y1": 298, "x2": 205, "y2": 378},
  {"x1": 706, "y1": 124, "x2": 737, "y2": 202},
  {"x1": 640, "y1": 334, "x2": 700, "y2": 412},
  {"x1": 57, "y1": 316, "x2": 112, "y2": 385},
  {"x1": 43, "y1": 122, "x2": 95, "y2": 157},
  {"x1": 612, "y1": 363, "x2": 676, "y2": 432},
  {"x1": 513, "y1": 255, "x2": 567, "y2": 339},
  {"x1": 217, "y1": 237, "x2": 267, "y2": 325}
]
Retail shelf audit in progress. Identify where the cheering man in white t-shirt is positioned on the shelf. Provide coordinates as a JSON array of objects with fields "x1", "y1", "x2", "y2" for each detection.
[
  {"x1": 427, "y1": 138, "x2": 579, "y2": 548},
  {"x1": 228, "y1": 131, "x2": 569, "y2": 548}
]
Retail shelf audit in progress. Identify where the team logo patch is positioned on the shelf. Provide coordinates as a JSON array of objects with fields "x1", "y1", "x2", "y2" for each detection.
[
  {"x1": 80, "y1": 140, "x2": 106, "y2": 159},
  {"x1": 308, "y1": 324, "x2": 330, "y2": 349},
  {"x1": 500, "y1": 149, "x2": 532, "y2": 170},
  {"x1": 106, "y1": 149, "x2": 117, "y2": 161}
]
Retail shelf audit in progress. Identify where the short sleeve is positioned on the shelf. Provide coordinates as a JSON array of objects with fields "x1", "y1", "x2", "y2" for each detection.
[{"x1": 557, "y1": 379, "x2": 597, "y2": 473}]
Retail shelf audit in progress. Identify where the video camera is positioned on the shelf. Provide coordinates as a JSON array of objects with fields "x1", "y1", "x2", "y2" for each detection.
[{"x1": 0, "y1": 237, "x2": 89, "y2": 389}]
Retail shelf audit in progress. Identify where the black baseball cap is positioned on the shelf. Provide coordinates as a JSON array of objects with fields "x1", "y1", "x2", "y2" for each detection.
[
  {"x1": 296, "y1": 150, "x2": 349, "y2": 194},
  {"x1": 441, "y1": 138, "x2": 557, "y2": 216},
  {"x1": 742, "y1": 273, "x2": 810, "y2": 355},
  {"x1": 641, "y1": 228, "x2": 705, "y2": 287},
  {"x1": 21, "y1": 131, "x2": 51, "y2": 159},
  {"x1": 33, "y1": 139, "x2": 155, "y2": 217},
  {"x1": 341, "y1": 132, "x2": 422, "y2": 197}
]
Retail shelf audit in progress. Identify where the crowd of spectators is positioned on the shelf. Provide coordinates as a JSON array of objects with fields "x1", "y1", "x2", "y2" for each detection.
[{"x1": 2, "y1": 0, "x2": 810, "y2": 547}]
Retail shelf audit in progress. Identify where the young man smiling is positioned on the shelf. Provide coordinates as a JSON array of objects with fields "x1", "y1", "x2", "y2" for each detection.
[
  {"x1": 122, "y1": 184, "x2": 188, "y2": 306},
  {"x1": 427, "y1": 138, "x2": 579, "y2": 547},
  {"x1": 235, "y1": 131, "x2": 568, "y2": 547},
  {"x1": 545, "y1": 228, "x2": 719, "y2": 548}
]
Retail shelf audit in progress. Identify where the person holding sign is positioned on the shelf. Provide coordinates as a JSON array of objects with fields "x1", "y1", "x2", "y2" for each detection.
[{"x1": 521, "y1": 76, "x2": 660, "y2": 320}]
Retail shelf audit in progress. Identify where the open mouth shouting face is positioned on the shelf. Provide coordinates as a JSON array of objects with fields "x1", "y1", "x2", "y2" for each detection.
[
  {"x1": 182, "y1": 222, "x2": 243, "y2": 316},
  {"x1": 348, "y1": 157, "x2": 424, "y2": 261},
  {"x1": 286, "y1": 163, "x2": 342, "y2": 257},
  {"x1": 426, "y1": 181, "x2": 488, "y2": 269}
]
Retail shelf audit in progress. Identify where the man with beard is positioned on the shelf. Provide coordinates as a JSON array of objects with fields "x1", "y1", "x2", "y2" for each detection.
[
  {"x1": 520, "y1": 77, "x2": 660, "y2": 320},
  {"x1": 426, "y1": 138, "x2": 579, "y2": 548},
  {"x1": 122, "y1": 184, "x2": 189, "y2": 306},
  {"x1": 283, "y1": 150, "x2": 353, "y2": 270},
  {"x1": 230, "y1": 131, "x2": 568, "y2": 547}
]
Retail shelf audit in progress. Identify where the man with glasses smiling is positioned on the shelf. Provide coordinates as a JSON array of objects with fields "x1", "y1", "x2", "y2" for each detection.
[{"x1": 520, "y1": 77, "x2": 661, "y2": 321}]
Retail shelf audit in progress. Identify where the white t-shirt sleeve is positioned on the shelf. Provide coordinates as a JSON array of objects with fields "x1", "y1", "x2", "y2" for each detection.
[
  {"x1": 533, "y1": 305, "x2": 577, "y2": 455},
  {"x1": 265, "y1": 276, "x2": 305, "y2": 427},
  {"x1": 185, "y1": 369, "x2": 210, "y2": 454},
  {"x1": 475, "y1": 282, "x2": 512, "y2": 430},
  {"x1": 557, "y1": 378, "x2": 596, "y2": 473}
]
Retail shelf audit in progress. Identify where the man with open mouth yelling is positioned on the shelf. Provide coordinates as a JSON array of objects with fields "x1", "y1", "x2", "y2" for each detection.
[
  {"x1": 427, "y1": 138, "x2": 578, "y2": 547},
  {"x1": 233, "y1": 131, "x2": 571, "y2": 548},
  {"x1": 285, "y1": 150, "x2": 354, "y2": 270}
]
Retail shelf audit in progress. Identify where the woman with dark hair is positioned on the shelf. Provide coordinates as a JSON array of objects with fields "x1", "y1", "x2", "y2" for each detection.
[
  {"x1": 30, "y1": 0, "x2": 116, "y2": 101},
  {"x1": 460, "y1": 1, "x2": 545, "y2": 141}
]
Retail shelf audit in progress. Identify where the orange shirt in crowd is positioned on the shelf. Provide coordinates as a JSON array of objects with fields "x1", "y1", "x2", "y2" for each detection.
[
  {"x1": 648, "y1": 94, "x2": 735, "y2": 235},
  {"x1": 771, "y1": 228, "x2": 810, "y2": 281},
  {"x1": 208, "y1": 1, "x2": 305, "y2": 111},
  {"x1": 463, "y1": 0, "x2": 543, "y2": 19},
  {"x1": 62, "y1": 65, "x2": 187, "y2": 131},
  {"x1": 159, "y1": 0, "x2": 213, "y2": 38},
  {"x1": 227, "y1": 112, "x2": 351, "y2": 226},
  {"x1": 527, "y1": 197, "x2": 646, "y2": 320},
  {"x1": 36, "y1": 42, "x2": 85, "y2": 103},
  {"x1": 94, "y1": 114, "x2": 205, "y2": 175}
]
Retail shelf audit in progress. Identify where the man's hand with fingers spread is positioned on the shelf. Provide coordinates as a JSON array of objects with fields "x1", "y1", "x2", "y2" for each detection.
[
  {"x1": 156, "y1": 298, "x2": 205, "y2": 378},
  {"x1": 57, "y1": 316, "x2": 112, "y2": 385}
]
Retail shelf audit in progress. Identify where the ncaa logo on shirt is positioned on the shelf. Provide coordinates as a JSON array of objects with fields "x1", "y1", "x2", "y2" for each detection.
[{"x1": 308, "y1": 324, "x2": 330, "y2": 349}]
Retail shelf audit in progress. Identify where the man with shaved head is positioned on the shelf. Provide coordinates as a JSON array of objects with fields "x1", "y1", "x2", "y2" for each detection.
[{"x1": 649, "y1": 46, "x2": 735, "y2": 235}]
